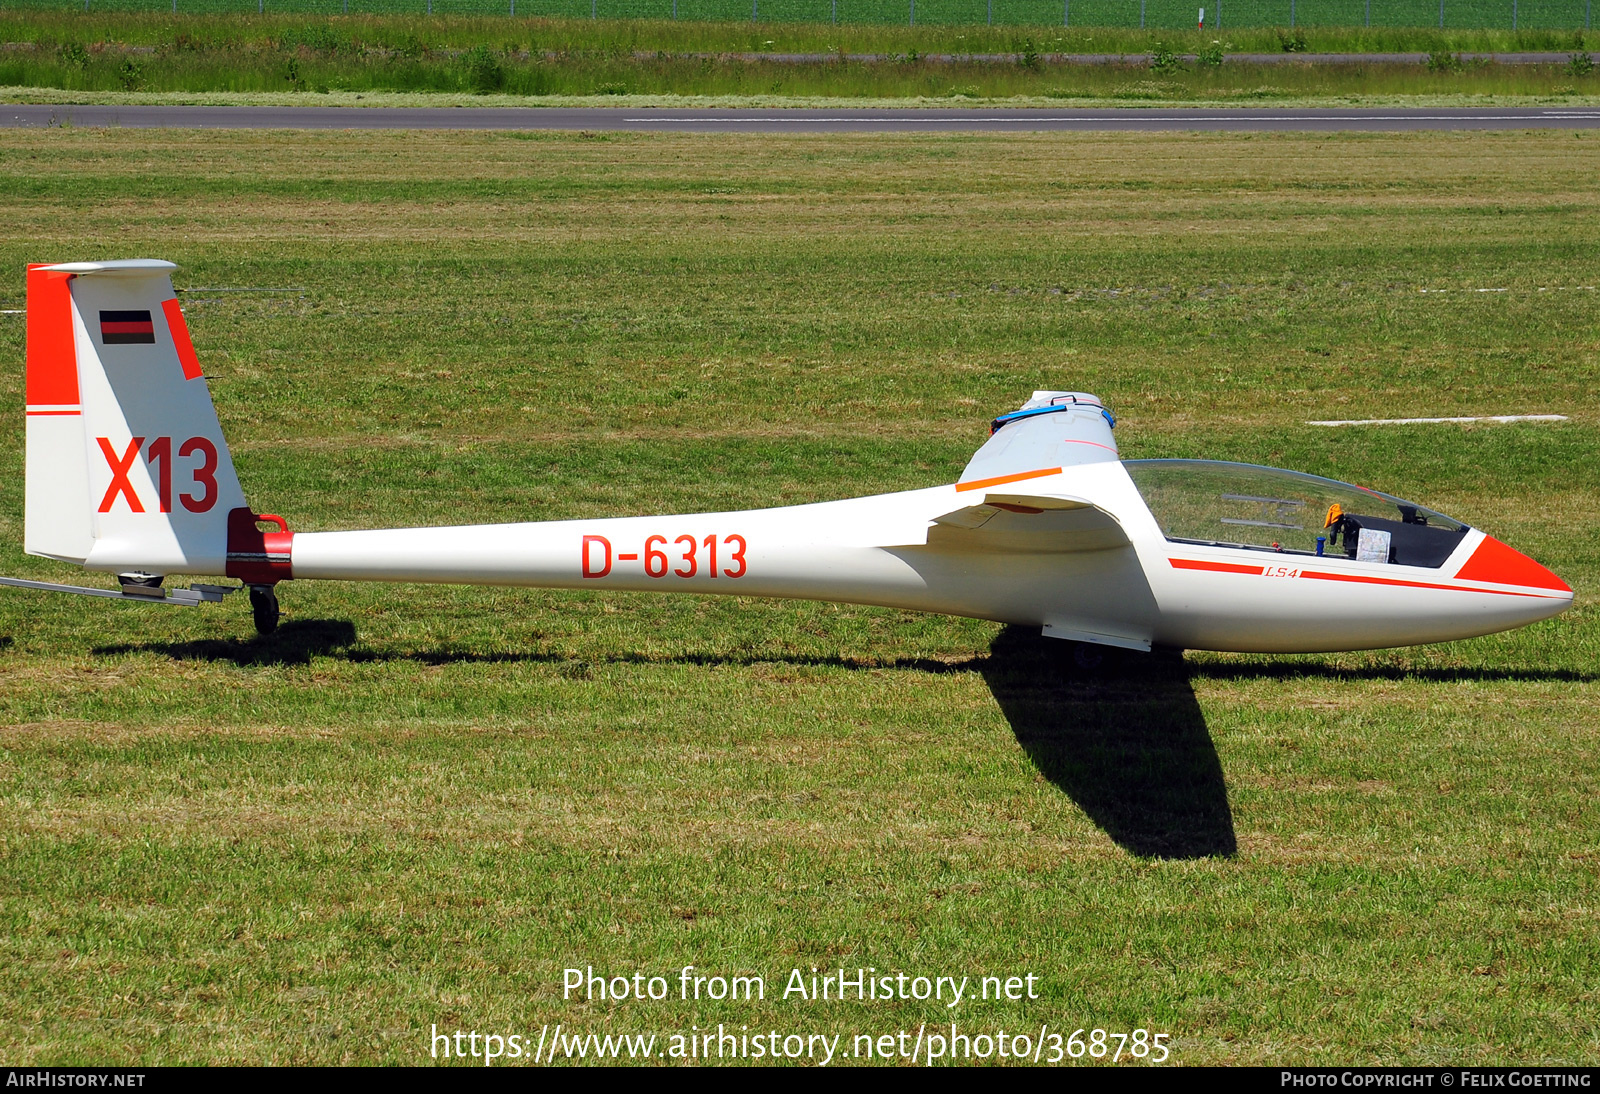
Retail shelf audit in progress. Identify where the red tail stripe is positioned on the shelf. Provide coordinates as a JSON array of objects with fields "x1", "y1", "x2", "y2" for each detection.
[
  {"x1": 161, "y1": 298, "x2": 203, "y2": 380},
  {"x1": 25, "y1": 265, "x2": 78, "y2": 408}
]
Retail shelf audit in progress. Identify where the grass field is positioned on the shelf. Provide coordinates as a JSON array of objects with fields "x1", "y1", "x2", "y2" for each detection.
[
  {"x1": 2, "y1": 13, "x2": 1597, "y2": 101},
  {"x1": 2, "y1": 0, "x2": 1596, "y2": 30},
  {"x1": 0, "y1": 127, "x2": 1597, "y2": 1065}
]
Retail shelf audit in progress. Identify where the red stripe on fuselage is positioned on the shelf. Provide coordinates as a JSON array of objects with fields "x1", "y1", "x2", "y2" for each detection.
[
  {"x1": 1167, "y1": 557, "x2": 1567, "y2": 599},
  {"x1": 1168, "y1": 558, "x2": 1264, "y2": 575},
  {"x1": 1297, "y1": 568, "x2": 1563, "y2": 599}
]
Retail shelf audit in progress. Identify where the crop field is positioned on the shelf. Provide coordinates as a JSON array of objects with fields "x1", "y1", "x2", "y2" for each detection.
[{"x1": 0, "y1": 127, "x2": 1597, "y2": 1065}]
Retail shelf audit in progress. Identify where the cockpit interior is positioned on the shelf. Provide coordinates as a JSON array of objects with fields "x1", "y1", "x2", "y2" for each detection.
[{"x1": 1123, "y1": 460, "x2": 1471, "y2": 568}]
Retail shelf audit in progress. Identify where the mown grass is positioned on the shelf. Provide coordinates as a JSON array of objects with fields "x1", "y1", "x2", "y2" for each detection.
[
  {"x1": 0, "y1": 12, "x2": 1597, "y2": 101},
  {"x1": 2, "y1": 0, "x2": 1597, "y2": 30},
  {"x1": 3, "y1": 10, "x2": 1596, "y2": 48},
  {"x1": 0, "y1": 128, "x2": 1596, "y2": 1064}
]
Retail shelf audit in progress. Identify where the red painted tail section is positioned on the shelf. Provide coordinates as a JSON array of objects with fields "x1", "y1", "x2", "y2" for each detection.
[
  {"x1": 225, "y1": 509, "x2": 294, "y2": 585},
  {"x1": 25, "y1": 264, "x2": 78, "y2": 410},
  {"x1": 161, "y1": 297, "x2": 204, "y2": 381}
]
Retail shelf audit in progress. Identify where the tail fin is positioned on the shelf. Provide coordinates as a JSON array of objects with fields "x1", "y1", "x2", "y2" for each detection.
[{"x1": 25, "y1": 260, "x2": 249, "y2": 577}]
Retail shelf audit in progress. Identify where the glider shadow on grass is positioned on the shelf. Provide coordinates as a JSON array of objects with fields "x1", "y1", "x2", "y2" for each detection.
[
  {"x1": 93, "y1": 624, "x2": 1588, "y2": 682},
  {"x1": 979, "y1": 626, "x2": 1236, "y2": 861},
  {"x1": 92, "y1": 621, "x2": 1587, "y2": 860},
  {"x1": 94, "y1": 619, "x2": 1235, "y2": 859},
  {"x1": 93, "y1": 619, "x2": 360, "y2": 668}
]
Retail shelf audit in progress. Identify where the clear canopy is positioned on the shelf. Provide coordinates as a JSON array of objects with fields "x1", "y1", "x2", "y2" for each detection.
[{"x1": 1124, "y1": 460, "x2": 1470, "y2": 566}]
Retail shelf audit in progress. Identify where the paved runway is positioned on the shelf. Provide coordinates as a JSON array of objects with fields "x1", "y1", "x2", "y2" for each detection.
[{"x1": 6, "y1": 104, "x2": 1600, "y2": 132}]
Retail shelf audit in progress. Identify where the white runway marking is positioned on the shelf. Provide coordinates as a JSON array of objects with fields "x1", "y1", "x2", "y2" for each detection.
[
  {"x1": 1307, "y1": 414, "x2": 1569, "y2": 426},
  {"x1": 1421, "y1": 286, "x2": 1596, "y2": 292}
]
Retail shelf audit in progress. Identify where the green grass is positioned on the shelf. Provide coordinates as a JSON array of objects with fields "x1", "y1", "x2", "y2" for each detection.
[
  {"x1": 0, "y1": 128, "x2": 1597, "y2": 1064},
  {"x1": 1, "y1": 13, "x2": 1598, "y2": 103},
  {"x1": 4, "y1": 9, "x2": 1596, "y2": 47},
  {"x1": 1, "y1": 0, "x2": 1596, "y2": 30},
  {"x1": 5, "y1": 12, "x2": 1599, "y2": 104}
]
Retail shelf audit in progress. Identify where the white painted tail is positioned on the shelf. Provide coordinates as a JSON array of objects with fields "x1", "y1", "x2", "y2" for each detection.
[{"x1": 24, "y1": 260, "x2": 250, "y2": 577}]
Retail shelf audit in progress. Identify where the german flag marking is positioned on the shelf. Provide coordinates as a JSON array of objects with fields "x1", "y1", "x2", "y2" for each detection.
[{"x1": 100, "y1": 310, "x2": 155, "y2": 345}]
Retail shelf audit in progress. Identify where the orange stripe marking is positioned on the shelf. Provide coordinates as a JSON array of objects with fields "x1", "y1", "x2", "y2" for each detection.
[
  {"x1": 955, "y1": 466, "x2": 1062, "y2": 493},
  {"x1": 26, "y1": 409, "x2": 80, "y2": 416}
]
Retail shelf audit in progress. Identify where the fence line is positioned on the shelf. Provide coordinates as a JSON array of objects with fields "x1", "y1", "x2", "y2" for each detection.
[{"x1": 14, "y1": 0, "x2": 1596, "y2": 30}]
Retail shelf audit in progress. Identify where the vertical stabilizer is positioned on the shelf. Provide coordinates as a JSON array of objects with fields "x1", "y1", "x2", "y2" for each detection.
[
  {"x1": 26, "y1": 261, "x2": 248, "y2": 577},
  {"x1": 25, "y1": 264, "x2": 93, "y2": 562}
]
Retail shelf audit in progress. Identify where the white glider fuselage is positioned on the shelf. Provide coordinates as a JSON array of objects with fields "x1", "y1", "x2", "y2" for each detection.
[
  {"x1": 21, "y1": 261, "x2": 1573, "y2": 653},
  {"x1": 291, "y1": 460, "x2": 1160, "y2": 647},
  {"x1": 287, "y1": 456, "x2": 1570, "y2": 654}
]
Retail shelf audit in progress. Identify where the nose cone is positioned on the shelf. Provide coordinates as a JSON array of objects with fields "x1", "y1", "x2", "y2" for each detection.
[
  {"x1": 1456, "y1": 535, "x2": 1571, "y2": 593},
  {"x1": 1455, "y1": 534, "x2": 1574, "y2": 623}
]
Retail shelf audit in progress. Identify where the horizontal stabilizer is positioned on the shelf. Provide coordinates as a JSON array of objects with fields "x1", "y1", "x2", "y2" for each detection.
[{"x1": 0, "y1": 574, "x2": 234, "y2": 606}]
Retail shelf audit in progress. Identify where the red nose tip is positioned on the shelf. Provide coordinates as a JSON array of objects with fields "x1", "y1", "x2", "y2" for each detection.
[{"x1": 1454, "y1": 536, "x2": 1571, "y2": 593}]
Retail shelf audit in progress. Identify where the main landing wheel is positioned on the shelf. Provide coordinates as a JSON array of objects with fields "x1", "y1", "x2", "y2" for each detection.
[{"x1": 249, "y1": 584, "x2": 280, "y2": 636}]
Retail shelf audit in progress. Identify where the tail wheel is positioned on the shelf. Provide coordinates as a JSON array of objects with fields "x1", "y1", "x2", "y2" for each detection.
[{"x1": 249, "y1": 584, "x2": 279, "y2": 636}]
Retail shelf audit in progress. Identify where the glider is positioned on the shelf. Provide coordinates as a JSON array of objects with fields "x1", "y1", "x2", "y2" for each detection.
[{"x1": 10, "y1": 260, "x2": 1573, "y2": 657}]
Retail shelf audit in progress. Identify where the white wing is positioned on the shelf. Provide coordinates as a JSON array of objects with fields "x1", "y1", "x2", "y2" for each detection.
[
  {"x1": 957, "y1": 391, "x2": 1118, "y2": 489},
  {"x1": 930, "y1": 492, "x2": 1131, "y2": 553}
]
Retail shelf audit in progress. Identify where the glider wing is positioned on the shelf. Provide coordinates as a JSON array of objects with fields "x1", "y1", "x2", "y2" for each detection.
[
  {"x1": 955, "y1": 390, "x2": 1119, "y2": 492},
  {"x1": 930, "y1": 493, "x2": 1131, "y2": 553}
]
